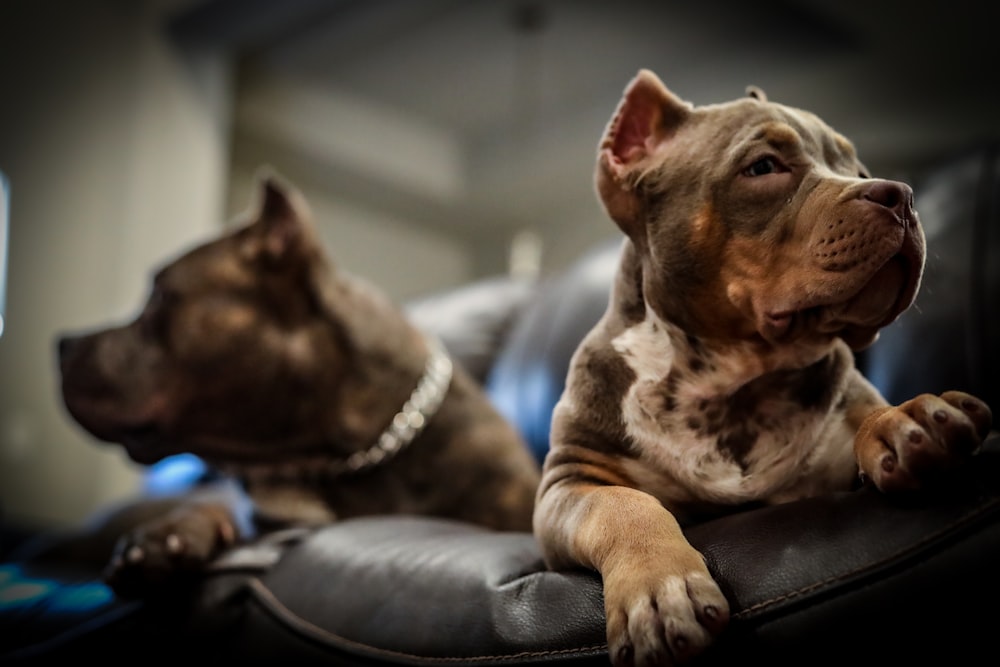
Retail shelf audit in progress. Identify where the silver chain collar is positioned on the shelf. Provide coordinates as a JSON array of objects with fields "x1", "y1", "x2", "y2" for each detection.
[
  {"x1": 224, "y1": 336, "x2": 453, "y2": 485},
  {"x1": 343, "y1": 336, "x2": 453, "y2": 474}
]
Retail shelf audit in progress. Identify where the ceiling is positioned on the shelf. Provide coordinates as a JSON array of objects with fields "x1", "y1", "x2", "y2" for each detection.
[{"x1": 168, "y1": 0, "x2": 1000, "y2": 250}]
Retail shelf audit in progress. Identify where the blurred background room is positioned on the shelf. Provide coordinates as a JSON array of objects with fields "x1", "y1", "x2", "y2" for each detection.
[{"x1": 0, "y1": 0, "x2": 997, "y2": 537}]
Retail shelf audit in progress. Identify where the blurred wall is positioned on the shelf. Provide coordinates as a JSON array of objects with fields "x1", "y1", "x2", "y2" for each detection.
[{"x1": 0, "y1": 0, "x2": 232, "y2": 529}]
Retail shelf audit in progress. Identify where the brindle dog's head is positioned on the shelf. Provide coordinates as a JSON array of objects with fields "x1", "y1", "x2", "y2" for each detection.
[
  {"x1": 58, "y1": 172, "x2": 424, "y2": 468},
  {"x1": 596, "y1": 69, "x2": 925, "y2": 350}
]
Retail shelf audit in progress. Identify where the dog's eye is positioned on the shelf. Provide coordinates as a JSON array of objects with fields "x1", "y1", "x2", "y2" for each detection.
[{"x1": 743, "y1": 157, "x2": 783, "y2": 177}]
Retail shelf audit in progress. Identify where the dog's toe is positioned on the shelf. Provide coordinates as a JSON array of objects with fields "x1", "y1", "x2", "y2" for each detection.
[
  {"x1": 859, "y1": 391, "x2": 993, "y2": 493},
  {"x1": 656, "y1": 573, "x2": 726, "y2": 662},
  {"x1": 941, "y1": 391, "x2": 993, "y2": 441},
  {"x1": 606, "y1": 570, "x2": 728, "y2": 667},
  {"x1": 164, "y1": 533, "x2": 185, "y2": 555}
]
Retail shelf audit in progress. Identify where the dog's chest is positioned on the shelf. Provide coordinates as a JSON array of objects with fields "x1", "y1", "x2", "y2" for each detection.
[{"x1": 610, "y1": 316, "x2": 855, "y2": 506}]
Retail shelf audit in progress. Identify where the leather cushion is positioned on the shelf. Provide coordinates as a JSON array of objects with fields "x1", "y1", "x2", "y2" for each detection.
[{"x1": 212, "y1": 438, "x2": 1000, "y2": 665}]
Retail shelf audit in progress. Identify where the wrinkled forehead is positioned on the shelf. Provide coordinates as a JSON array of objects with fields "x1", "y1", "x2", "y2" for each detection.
[
  {"x1": 697, "y1": 97, "x2": 865, "y2": 176},
  {"x1": 152, "y1": 233, "x2": 251, "y2": 293}
]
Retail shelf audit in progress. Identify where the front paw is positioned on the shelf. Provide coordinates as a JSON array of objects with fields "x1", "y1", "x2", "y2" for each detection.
[
  {"x1": 857, "y1": 391, "x2": 992, "y2": 493},
  {"x1": 603, "y1": 549, "x2": 729, "y2": 666},
  {"x1": 104, "y1": 503, "x2": 238, "y2": 597}
]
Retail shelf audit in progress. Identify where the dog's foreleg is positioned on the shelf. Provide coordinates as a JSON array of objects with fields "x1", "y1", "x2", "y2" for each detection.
[
  {"x1": 534, "y1": 448, "x2": 729, "y2": 666},
  {"x1": 102, "y1": 478, "x2": 254, "y2": 596}
]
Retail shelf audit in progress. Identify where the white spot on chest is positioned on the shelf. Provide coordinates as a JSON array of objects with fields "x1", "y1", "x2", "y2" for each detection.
[{"x1": 611, "y1": 313, "x2": 855, "y2": 511}]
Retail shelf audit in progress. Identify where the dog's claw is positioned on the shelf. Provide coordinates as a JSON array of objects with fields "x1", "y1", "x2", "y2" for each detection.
[
  {"x1": 697, "y1": 603, "x2": 728, "y2": 635},
  {"x1": 165, "y1": 533, "x2": 184, "y2": 555},
  {"x1": 125, "y1": 545, "x2": 145, "y2": 564},
  {"x1": 100, "y1": 502, "x2": 245, "y2": 598}
]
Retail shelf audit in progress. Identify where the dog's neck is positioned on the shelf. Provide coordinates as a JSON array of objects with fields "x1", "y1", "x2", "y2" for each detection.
[
  {"x1": 222, "y1": 336, "x2": 453, "y2": 486},
  {"x1": 616, "y1": 305, "x2": 837, "y2": 397}
]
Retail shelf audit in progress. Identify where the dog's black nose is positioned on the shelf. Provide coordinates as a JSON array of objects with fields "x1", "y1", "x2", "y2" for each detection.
[{"x1": 861, "y1": 180, "x2": 914, "y2": 222}]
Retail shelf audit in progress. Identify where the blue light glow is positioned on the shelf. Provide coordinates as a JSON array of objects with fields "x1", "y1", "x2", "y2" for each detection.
[
  {"x1": 144, "y1": 452, "x2": 208, "y2": 495},
  {"x1": 0, "y1": 564, "x2": 114, "y2": 614}
]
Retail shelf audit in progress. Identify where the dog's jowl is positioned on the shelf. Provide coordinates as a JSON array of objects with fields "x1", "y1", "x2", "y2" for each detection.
[
  {"x1": 58, "y1": 171, "x2": 541, "y2": 596},
  {"x1": 532, "y1": 69, "x2": 993, "y2": 666}
]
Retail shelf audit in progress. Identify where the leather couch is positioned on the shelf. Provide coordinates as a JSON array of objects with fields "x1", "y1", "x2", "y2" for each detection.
[{"x1": 2, "y1": 144, "x2": 998, "y2": 665}]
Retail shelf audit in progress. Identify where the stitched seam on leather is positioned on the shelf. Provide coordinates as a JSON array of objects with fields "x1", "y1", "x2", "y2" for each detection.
[
  {"x1": 245, "y1": 578, "x2": 608, "y2": 663},
  {"x1": 730, "y1": 496, "x2": 1000, "y2": 620}
]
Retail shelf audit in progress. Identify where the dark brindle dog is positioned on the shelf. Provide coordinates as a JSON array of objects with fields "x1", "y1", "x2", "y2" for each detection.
[
  {"x1": 57, "y1": 172, "x2": 541, "y2": 595},
  {"x1": 532, "y1": 69, "x2": 993, "y2": 666}
]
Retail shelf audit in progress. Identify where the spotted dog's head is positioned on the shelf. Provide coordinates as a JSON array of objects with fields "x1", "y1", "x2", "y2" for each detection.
[{"x1": 596, "y1": 69, "x2": 925, "y2": 351}]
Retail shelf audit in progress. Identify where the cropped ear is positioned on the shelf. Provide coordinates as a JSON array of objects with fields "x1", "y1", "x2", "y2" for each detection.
[
  {"x1": 596, "y1": 70, "x2": 692, "y2": 232},
  {"x1": 745, "y1": 85, "x2": 768, "y2": 102},
  {"x1": 245, "y1": 168, "x2": 314, "y2": 264}
]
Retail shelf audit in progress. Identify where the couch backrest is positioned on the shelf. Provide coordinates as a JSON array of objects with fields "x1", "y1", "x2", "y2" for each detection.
[
  {"x1": 859, "y1": 144, "x2": 999, "y2": 414},
  {"x1": 485, "y1": 240, "x2": 621, "y2": 462}
]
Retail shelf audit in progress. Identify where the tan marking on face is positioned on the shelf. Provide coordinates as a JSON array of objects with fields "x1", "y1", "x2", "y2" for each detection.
[
  {"x1": 758, "y1": 122, "x2": 801, "y2": 153},
  {"x1": 217, "y1": 304, "x2": 256, "y2": 331},
  {"x1": 834, "y1": 134, "x2": 857, "y2": 162},
  {"x1": 673, "y1": 204, "x2": 758, "y2": 339},
  {"x1": 717, "y1": 232, "x2": 790, "y2": 339},
  {"x1": 284, "y1": 330, "x2": 317, "y2": 369},
  {"x1": 689, "y1": 204, "x2": 723, "y2": 250},
  {"x1": 172, "y1": 302, "x2": 255, "y2": 359}
]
